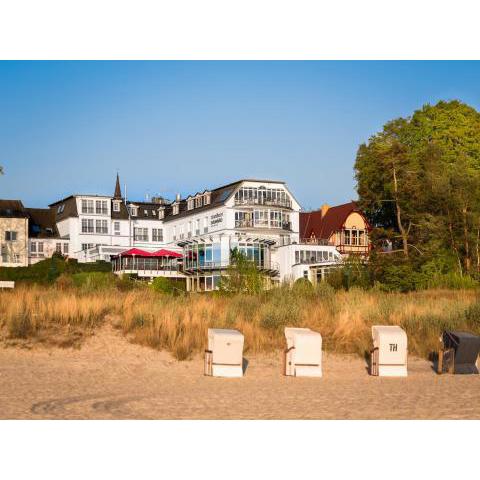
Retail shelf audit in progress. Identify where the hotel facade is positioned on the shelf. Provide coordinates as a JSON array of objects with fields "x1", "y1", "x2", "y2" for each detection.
[{"x1": 1, "y1": 175, "x2": 371, "y2": 291}]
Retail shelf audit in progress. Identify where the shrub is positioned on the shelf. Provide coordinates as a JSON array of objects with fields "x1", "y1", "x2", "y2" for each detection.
[
  {"x1": 8, "y1": 312, "x2": 32, "y2": 339},
  {"x1": 71, "y1": 272, "x2": 117, "y2": 291},
  {"x1": 151, "y1": 276, "x2": 184, "y2": 294}
]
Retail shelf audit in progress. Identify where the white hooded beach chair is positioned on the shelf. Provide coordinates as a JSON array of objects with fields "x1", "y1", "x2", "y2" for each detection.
[
  {"x1": 204, "y1": 328, "x2": 244, "y2": 378},
  {"x1": 284, "y1": 327, "x2": 322, "y2": 377},
  {"x1": 370, "y1": 326, "x2": 408, "y2": 377}
]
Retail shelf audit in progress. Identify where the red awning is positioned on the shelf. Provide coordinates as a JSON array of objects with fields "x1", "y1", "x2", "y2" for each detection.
[
  {"x1": 152, "y1": 249, "x2": 182, "y2": 258},
  {"x1": 118, "y1": 248, "x2": 153, "y2": 257}
]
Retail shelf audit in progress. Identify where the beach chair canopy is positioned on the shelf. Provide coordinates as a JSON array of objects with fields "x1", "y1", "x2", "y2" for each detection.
[{"x1": 443, "y1": 331, "x2": 480, "y2": 374}]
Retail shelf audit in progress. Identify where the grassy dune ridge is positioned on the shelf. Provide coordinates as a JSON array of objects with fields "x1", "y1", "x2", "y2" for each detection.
[{"x1": 1, "y1": 284, "x2": 479, "y2": 359}]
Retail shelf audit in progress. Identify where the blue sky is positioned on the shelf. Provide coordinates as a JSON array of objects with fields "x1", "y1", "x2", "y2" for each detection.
[{"x1": 1, "y1": 61, "x2": 480, "y2": 209}]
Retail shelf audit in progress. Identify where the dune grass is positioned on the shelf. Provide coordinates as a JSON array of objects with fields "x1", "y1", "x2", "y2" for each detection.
[{"x1": 1, "y1": 283, "x2": 479, "y2": 358}]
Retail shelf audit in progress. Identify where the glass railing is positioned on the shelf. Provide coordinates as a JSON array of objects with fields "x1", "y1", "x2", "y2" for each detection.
[
  {"x1": 235, "y1": 220, "x2": 292, "y2": 230},
  {"x1": 234, "y1": 198, "x2": 292, "y2": 208}
]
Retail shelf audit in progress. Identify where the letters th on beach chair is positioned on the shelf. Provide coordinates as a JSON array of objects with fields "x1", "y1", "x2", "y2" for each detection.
[
  {"x1": 370, "y1": 326, "x2": 408, "y2": 377},
  {"x1": 437, "y1": 331, "x2": 480, "y2": 375},
  {"x1": 284, "y1": 328, "x2": 322, "y2": 377},
  {"x1": 204, "y1": 328, "x2": 244, "y2": 378}
]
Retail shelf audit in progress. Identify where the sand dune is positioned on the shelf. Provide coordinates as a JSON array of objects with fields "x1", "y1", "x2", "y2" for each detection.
[{"x1": 0, "y1": 326, "x2": 479, "y2": 419}]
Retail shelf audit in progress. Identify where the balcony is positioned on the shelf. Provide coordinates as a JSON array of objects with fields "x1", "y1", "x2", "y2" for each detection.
[
  {"x1": 234, "y1": 198, "x2": 292, "y2": 208},
  {"x1": 235, "y1": 220, "x2": 292, "y2": 230},
  {"x1": 183, "y1": 260, "x2": 280, "y2": 276}
]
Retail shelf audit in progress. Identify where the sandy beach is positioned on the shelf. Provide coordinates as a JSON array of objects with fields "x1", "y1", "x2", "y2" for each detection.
[{"x1": 1, "y1": 326, "x2": 479, "y2": 420}]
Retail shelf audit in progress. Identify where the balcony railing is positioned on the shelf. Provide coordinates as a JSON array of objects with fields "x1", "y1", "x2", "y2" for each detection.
[
  {"x1": 234, "y1": 198, "x2": 292, "y2": 208},
  {"x1": 235, "y1": 220, "x2": 292, "y2": 230},
  {"x1": 300, "y1": 238, "x2": 335, "y2": 246},
  {"x1": 183, "y1": 260, "x2": 280, "y2": 274}
]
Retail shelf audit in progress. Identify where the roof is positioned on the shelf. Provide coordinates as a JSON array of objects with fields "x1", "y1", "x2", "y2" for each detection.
[
  {"x1": 25, "y1": 208, "x2": 59, "y2": 238},
  {"x1": 152, "y1": 249, "x2": 182, "y2": 258},
  {"x1": 300, "y1": 201, "x2": 370, "y2": 240},
  {"x1": 0, "y1": 199, "x2": 28, "y2": 218},
  {"x1": 50, "y1": 196, "x2": 78, "y2": 222},
  {"x1": 114, "y1": 173, "x2": 122, "y2": 199},
  {"x1": 127, "y1": 201, "x2": 165, "y2": 221},
  {"x1": 162, "y1": 178, "x2": 286, "y2": 223},
  {"x1": 117, "y1": 248, "x2": 152, "y2": 257},
  {"x1": 115, "y1": 248, "x2": 182, "y2": 258}
]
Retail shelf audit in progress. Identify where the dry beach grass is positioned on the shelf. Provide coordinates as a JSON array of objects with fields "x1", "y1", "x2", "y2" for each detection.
[{"x1": 1, "y1": 284, "x2": 479, "y2": 359}]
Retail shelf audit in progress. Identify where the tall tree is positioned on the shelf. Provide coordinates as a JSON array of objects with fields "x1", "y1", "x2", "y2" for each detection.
[{"x1": 355, "y1": 100, "x2": 480, "y2": 274}]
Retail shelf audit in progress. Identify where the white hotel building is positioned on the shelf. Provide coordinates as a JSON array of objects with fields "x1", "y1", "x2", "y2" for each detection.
[{"x1": 48, "y1": 175, "x2": 342, "y2": 291}]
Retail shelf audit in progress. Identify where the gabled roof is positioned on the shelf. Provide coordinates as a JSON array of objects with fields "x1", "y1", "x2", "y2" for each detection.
[
  {"x1": 0, "y1": 199, "x2": 28, "y2": 218},
  {"x1": 300, "y1": 201, "x2": 370, "y2": 240},
  {"x1": 50, "y1": 196, "x2": 78, "y2": 222},
  {"x1": 25, "y1": 208, "x2": 59, "y2": 238}
]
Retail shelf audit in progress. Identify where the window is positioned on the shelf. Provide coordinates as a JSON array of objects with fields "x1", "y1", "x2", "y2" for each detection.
[
  {"x1": 253, "y1": 210, "x2": 269, "y2": 227},
  {"x1": 56, "y1": 243, "x2": 62, "y2": 253},
  {"x1": 96, "y1": 219, "x2": 108, "y2": 234},
  {"x1": 195, "y1": 219, "x2": 200, "y2": 235},
  {"x1": 144, "y1": 209, "x2": 148, "y2": 216},
  {"x1": 195, "y1": 196, "x2": 203, "y2": 208},
  {"x1": 114, "y1": 221, "x2": 120, "y2": 235},
  {"x1": 173, "y1": 226, "x2": 177, "y2": 241},
  {"x1": 5, "y1": 231, "x2": 17, "y2": 241},
  {"x1": 63, "y1": 243, "x2": 69, "y2": 255},
  {"x1": 270, "y1": 210, "x2": 282, "y2": 228},
  {"x1": 187, "y1": 198, "x2": 194, "y2": 210},
  {"x1": 187, "y1": 221, "x2": 192, "y2": 238},
  {"x1": 81, "y1": 199, "x2": 94, "y2": 214},
  {"x1": 113, "y1": 201, "x2": 121, "y2": 212},
  {"x1": 158, "y1": 208, "x2": 165, "y2": 219},
  {"x1": 129, "y1": 205, "x2": 138, "y2": 217},
  {"x1": 57, "y1": 204, "x2": 65, "y2": 214},
  {"x1": 179, "y1": 224, "x2": 184, "y2": 240},
  {"x1": 152, "y1": 228, "x2": 163, "y2": 242},
  {"x1": 30, "y1": 242, "x2": 37, "y2": 253},
  {"x1": 234, "y1": 186, "x2": 291, "y2": 207},
  {"x1": 352, "y1": 230, "x2": 358, "y2": 246},
  {"x1": 172, "y1": 203, "x2": 179, "y2": 215},
  {"x1": 38, "y1": 242, "x2": 44, "y2": 253},
  {"x1": 81, "y1": 243, "x2": 94, "y2": 251},
  {"x1": 95, "y1": 200, "x2": 108, "y2": 215},
  {"x1": 344, "y1": 230, "x2": 351, "y2": 245},
  {"x1": 134, "y1": 228, "x2": 148, "y2": 242},
  {"x1": 81, "y1": 219, "x2": 94, "y2": 233},
  {"x1": 204, "y1": 217, "x2": 208, "y2": 233},
  {"x1": 204, "y1": 192, "x2": 211, "y2": 205}
]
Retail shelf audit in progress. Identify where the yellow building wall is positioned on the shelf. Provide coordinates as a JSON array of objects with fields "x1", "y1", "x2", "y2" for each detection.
[{"x1": 0, "y1": 217, "x2": 29, "y2": 267}]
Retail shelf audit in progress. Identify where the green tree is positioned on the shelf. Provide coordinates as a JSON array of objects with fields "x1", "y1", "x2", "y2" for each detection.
[
  {"x1": 355, "y1": 100, "x2": 480, "y2": 275},
  {"x1": 219, "y1": 248, "x2": 266, "y2": 294}
]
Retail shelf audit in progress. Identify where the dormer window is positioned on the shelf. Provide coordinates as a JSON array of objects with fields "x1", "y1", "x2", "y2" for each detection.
[
  {"x1": 195, "y1": 195, "x2": 203, "y2": 208},
  {"x1": 172, "y1": 203, "x2": 179, "y2": 215},
  {"x1": 144, "y1": 209, "x2": 148, "y2": 216},
  {"x1": 158, "y1": 208, "x2": 165, "y2": 219},
  {"x1": 129, "y1": 205, "x2": 138, "y2": 217},
  {"x1": 113, "y1": 201, "x2": 121, "y2": 212},
  {"x1": 204, "y1": 192, "x2": 211, "y2": 205},
  {"x1": 57, "y1": 204, "x2": 65, "y2": 214},
  {"x1": 187, "y1": 198, "x2": 194, "y2": 210},
  {"x1": 152, "y1": 210, "x2": 156, "y2": 216}
]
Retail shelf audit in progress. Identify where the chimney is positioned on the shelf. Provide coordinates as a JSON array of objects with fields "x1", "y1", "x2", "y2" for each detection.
[
  {"x1": 175, "y1": 193, "x2": 181, "y2": 202},
  {"x1": 320, "y1": 204, "x2": 330, "y2": 217}
]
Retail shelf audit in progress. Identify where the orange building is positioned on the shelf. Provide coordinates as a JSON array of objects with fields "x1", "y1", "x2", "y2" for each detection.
[{"x1": 300, "y1": 202, "x2": 371, "y2": 256}]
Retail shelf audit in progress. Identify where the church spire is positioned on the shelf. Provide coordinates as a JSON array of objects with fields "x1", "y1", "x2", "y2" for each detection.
[{"x1": 114, "y1": 173, "x2": 122, "y2": 198}]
